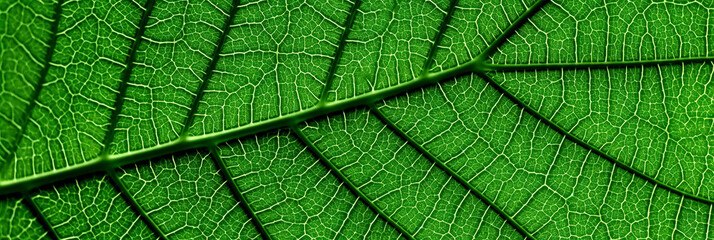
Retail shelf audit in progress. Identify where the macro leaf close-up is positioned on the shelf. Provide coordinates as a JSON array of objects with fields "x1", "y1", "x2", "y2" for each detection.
[{"x1": 1, "y1": 0, "x2": 713, "y2": 239}]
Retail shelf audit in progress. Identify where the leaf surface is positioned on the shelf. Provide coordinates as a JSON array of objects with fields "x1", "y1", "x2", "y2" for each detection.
[{"x1": 1, "y1": 0, "x2": 713, "y2": 239}]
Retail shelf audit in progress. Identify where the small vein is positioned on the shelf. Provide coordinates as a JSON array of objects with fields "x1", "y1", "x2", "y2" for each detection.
[
  {"x1": 180, "y1": 0, "x2": 242, "y2": 137},
  {"x1": 106, "y1": 170, "x2": 169, "y2": 240},
  {"x1": 318, "y1": 0, "x2": 363, "y2": 105},
  {"x1": 291, "y1": 125, "x2": 416, "y2": 240},
  {"x1": 100, "y1": 0, "x2": 158, "y2": 156},
  {"x1": 207, "y1": 145, "x2": 273, "y2": 240},
  {"x1": 368, "y1": 104, "x2": 537, "y2": 240}
]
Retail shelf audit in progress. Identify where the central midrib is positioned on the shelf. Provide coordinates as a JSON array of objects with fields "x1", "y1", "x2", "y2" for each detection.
[
  {"x1": 4, "y1": 0, "x2": 711, "y2": 211},
  {"x1": 0, "y1": 56, "x2": 483, "y2": 195},
  {"x1": 0, "y1": 0, "x2": 546, "y2": 194}
]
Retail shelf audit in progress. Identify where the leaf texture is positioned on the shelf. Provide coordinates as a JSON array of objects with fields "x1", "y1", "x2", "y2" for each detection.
[{"x1": 1, "y1": 0, "x2": 713, "y2": 239}]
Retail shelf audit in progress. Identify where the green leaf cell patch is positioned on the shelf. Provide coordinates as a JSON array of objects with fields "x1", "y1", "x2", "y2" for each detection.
[{"x1": 1, "y1": 0, "x2": 713, "y2": 239}]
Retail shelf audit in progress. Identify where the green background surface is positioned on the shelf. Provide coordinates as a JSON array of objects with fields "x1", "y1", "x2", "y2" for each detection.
[{"x1": 1, "y1": 0, "x2": 713, "y2": 239}]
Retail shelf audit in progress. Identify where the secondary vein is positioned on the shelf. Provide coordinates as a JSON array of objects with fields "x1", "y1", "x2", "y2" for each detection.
[
  {"x1": 484, "y1": 56, "x2": 714, "y2": 71},
  {"x1": 475, "y1": 72, "x2": 714, "y2": 205},
  {"x1": 420, "y1": 0, "x2": 459, "y2": 75},
  {"x1": 207, "y1": 145, "x2": 273, "y2": 240},
  {"x1": 180, "y1": 0, "x2": 242, "y2": 137},
  {"x1": 473, "y1": 0, "x2": 550, "y2": 64},
  {"x1": 291, "y1": 125, "x2": 416, "y2": 240},
  {"x1": 106, "y1": 170, "x2": 169, "y2": 240},
  {"x1": 100, "y1": 0, "x2": 158, "y2": 157},
  {"x1": 2, "y1": 0, "x2": 63, "y2": 164},
  {"x1": 22, "y1": 192, "x2": 60, "y2": 240},
  {"x1": 368, "y1": 104, "x2": 536, "y2": 240},
  {"x1": 318, "y1": 0, "x2": 362, "y2": 105}
]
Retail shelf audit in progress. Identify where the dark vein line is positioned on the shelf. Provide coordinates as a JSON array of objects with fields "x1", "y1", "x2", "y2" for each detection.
[
  {"x1": 0, "y1": 0, "x2": 548, "y2": 195},
  {"x1": 2, "y1": 0, "x2": 63, "y2": 163},
  {"x1": 484, "y1": 57, "x2": 714, "y2": 71},
  {"x1": 317, "y1": 0, "x2": 362, "y2": 105},
  {"x1": 0, "y1": 57, "x2": 477, "y2": 196},
  {"x1": 420, "y1": 0, "x2": 458, "y2": 75},
  {"x1": 106, "y1": 170, "x2": 168, "y2": 240},
  {"x1": 207, "y1": 146, "x2": 273, "y2": 240},
  {"x1": 291, "y1": 126, "x2": 416, "y2": 240},
  {"x1": 179, "y1": 0, "x2": 241, "y2": 137},
  {"x1": 99, "y1": 0, "x2": 157, "y2": 157},
  {"x1": 472, "y1": 0, "x2": 550, "y2": 68},
  {"x1": 22, "y1": 192, "x2": 59, "y2": 240},
  {"x1": 368, "y1": 105, "x2": 536, "y2": 240},
  {"x1": 475, "y1": 72, "x2": 714, "y2": 205}
]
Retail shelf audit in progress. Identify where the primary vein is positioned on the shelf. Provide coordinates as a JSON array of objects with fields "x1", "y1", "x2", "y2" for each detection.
[{"x1": 0, "y1": 0, "x2": 546, "y2": 196}]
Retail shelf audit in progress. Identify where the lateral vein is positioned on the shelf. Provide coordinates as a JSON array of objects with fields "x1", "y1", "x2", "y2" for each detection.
[
  {"x1": 317, "y1": 0, "x2": 362, "y2": 105},
  {"x1": 2, "y1": 0, "x2": 63, "y2": 164},
  {"x1": 420, "y1": 0, "x2": 459, "y2": 75},
  {"x1": 180, "y1": 0, "x2": 242, "y2": 137},
  {"x1": 100, "y1": 0, "x2": 158, "y2": 157},
  {"x1": 291, "y1": 125, "x2": 416, "y2": 240},
  {"x1": 476, "y1": 72, "x2": 714, "y2": 205},
  {"x1": 106, "y1": 170, "x2": 169, "y2": 240},
  {"x1": 484, "y1": 57, "x2": 714, "y2": 71},
  {"x1": 206, "y1": 145, "x2": 274, "y2": 240},
  {"x1": 368, "y1": 104, "x2": 536, "y2": 240},
  {"x1": 22, "y1": 192, "x2": 60, "y2": 240}
]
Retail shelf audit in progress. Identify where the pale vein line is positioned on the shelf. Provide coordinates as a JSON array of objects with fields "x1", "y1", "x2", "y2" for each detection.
[
  {"x1": 106, "y1": 170, "x2": 169, "y2": 240},
  {"x1": 292, "y1": 126, "x2": 416, "y2": 240},
  {"x1": 207, "y1": 145, "x2": 273, "y2": 240},
  {"x1": 99, "y1": 0, "x2": 158, "y2": 157},
  {"x1": 369, "y1": 105, "x2": 536, "y2": 240},
  {"x1": 22, "y1": 192, "x2": 60, "y2": 240}
]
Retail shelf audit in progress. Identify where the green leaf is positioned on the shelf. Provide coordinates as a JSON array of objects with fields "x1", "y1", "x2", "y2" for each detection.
[{"x1": 1, "y1": 0, "x2": 713, "y2": 239}]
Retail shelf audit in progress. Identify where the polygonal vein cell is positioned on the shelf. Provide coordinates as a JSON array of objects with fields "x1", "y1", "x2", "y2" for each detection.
[
  {"x1": 300, "y1": 109, "x2": 524, "y2": 239},
  {"x1": 109, "y1": 0, "x2": 234, "y2": 154},
  {"x1": 0, "y1": 0, "x2": 57, "y2": 161},
  {"x1": 0, "y1": 196, "x2": 48, "y2": 239},
  {"x1": 30, "y1": 175, "x2": 155, "y2": 239},
  {"x1": 488, "y1": 63, "x2": 714, "y2": 201},
  {"x1": 216, "y1": 130, "x2": 403, "y2": 239},
  {"x1": 377, "y1": 74, "x2": 713, "y2": 239},
  {"x1": 3, "y1": 0, "x2": 147, "y2": 180},
  {"x1": 490, "y1": 0, "x2": 714, "y2": 64},
  {"x1": 117, "y1": 150, "x2": 262, "y2": 239},
  {"x1": 187, "y1": 0, "x2": 354, "y2": 137}
]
